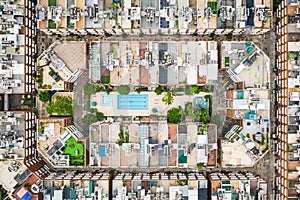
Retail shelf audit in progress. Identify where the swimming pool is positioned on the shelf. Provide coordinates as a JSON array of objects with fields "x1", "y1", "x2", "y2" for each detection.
[
  {"x1": 117, "y1": 94, "x2": 148, "y2": 110},
  {"x1": 101, "y1": 95, "x2": 112, "y2": 106}
]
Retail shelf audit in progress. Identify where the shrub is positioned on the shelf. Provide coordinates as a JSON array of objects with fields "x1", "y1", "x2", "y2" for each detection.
[
  {"x1": 201, "y1": 86, "x2": 210, "y2": 92},
  {"x1": 135, "y1": 87, "x2": 142, "y2": 93},
  {"x1": 106, "y1": 88, "x2": 113, "y2": 94},
  {"x1": 204, "y1": 95, "x2": 212, "y2": 117},
  {"x1": 96, "y1": 111, "x2": 104, "y2": 120},
  {"x1": 197, "y1": 163, "x2": 206, "y2": 170},
  {"x1": 190, "y1": 85, "x2": 200, "y2": 94}
]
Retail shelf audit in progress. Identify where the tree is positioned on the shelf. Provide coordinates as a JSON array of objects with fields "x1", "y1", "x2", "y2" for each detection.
[
  {"x1": 39, "y1": 91, "x2": 52, "y2": 103},
  {"x1": 96, "y1": 111, "x2": 104, "y2": 120},
  {"x1": 155, "y1": 85, "x2": 164, "y2": 95},
  {"x1": 167, "y1": 107, "x2": 183, "y2": 123},
  {"x1": 46, "y1": 96, "x2": 73, "y2": 116},
  {"x1": 197, "y1": 108, "x2": 209, "y2": 122},
  {"x1": 162, "y1": 91, "x2": 174, "y2": 105},
  {"x1": 185, "y1": 103, "x2": 196, "y2": 120},
  {"x1": 84, "y1": 81, "x2": 97, "y2": 96},
  {"x1": 117, "y1": 85, "x2": 130, "y2": 95},
  {"x1": 82, "y1": 114, "x2": 98, "y2": 125}
]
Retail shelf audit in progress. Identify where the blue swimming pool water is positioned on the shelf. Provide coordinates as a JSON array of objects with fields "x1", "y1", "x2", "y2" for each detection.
[
  {"x1": 117, "y1": 94, "x2": 148, "y2": 110},
  {"x1": 101, "y1": 95, "x2": 112, "y2": 106}
]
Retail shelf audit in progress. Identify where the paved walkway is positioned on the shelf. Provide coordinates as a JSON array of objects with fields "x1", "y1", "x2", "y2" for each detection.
[{"x1": 73, "y1": 71, "x2": 89, "y2": 136}]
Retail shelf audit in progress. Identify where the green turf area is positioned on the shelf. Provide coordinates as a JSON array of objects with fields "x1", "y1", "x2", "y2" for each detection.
[
  {"x1": 207, "y1": 2, "x2": 217, "y2": 14},
  {"x1": 48, "y1": 21, "x2": 56, "y2": 29},
  {"x1": 48, "y1": 0, "x2": 56, "y2": 6},
  {"x1": 63, "y1": 137, "x2": 85, "y2": 166},
  {"x1": 101, "y1": 76, "x2": 110, "y2": 84},
  {"x1": 225, "y1": 57, "x2": 230, "y2": 68}
]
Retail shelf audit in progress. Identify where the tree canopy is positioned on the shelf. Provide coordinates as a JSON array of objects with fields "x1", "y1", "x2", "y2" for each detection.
[
  {"x1": 155, "y1": 85, "x2": 164, "y2": 95},
  {"x1": 82, "y1": 114, "x2": 98, "y2": 125},
  {"x1": 167, "y1": 107, "x2": 183, "y2": 123},
  {"x1": 46, "y1": 96, "x2": 73, "y2": 116},
  {"x1": 185, "y1": 104, "x2": 209, "y2": 122},
  {"x1": 197, "y1": 108, "x2": 209, "y2": 122},
  {"x1": 39, "y1": 91, "x2": 52, "y2": 103},
  {"x1": 117, "y1": 85, "x2": 130, "y2": 95},
  {"x1": 84, "y1": 81, "x2": 97, "y2": 96},
  {"x1": 162, "y1": 91, "x2": 174, "y2": 105}
]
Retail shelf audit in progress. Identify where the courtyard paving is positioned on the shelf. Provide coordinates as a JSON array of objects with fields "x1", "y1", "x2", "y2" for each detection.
[{"x1": 91, "y1": 91, "x2": 210, "y2": 116}]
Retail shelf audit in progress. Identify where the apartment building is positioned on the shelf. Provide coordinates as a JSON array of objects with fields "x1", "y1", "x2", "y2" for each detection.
[
  {"x1": 89, "y1": 41, "x2": 218, "y2": 86},
  {"x1": 36, "y1": 117, "x2": 89, "y2": 168},
  {"x1": 209, "y1": 172, "x2": 268, "y2": 200},
  {"x1": 43, "y1": 172, "x2": 111, "y2": 199},
  {"x1": 89, "y1": 120, "x2": 218, "y2": 169},
  {"x1": 112, "y1": 172, "x2": 208, "y2": 200},
  {"x1": 36, "y1": 0, "x2": 271, "y2": 36},
  {"x1": 0, "y1": 111, "x2": 25, "y2": 160},
  {"x1": 7, "y1": 171, "x2": 270, "y2": 199},
  {"x1": 275, "y1": 0, "x2": 300, "y2": 198}
]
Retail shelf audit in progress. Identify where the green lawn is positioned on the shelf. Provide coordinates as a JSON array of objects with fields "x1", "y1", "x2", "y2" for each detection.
[
  {"x1": 101, "y1": 76, "x2": 110, "y2": 84},
  {"x1": 207, "y1": 2, "x2": 217, "y2": 14},
  {"x1": 48, "y1": 0, "x2": 56, "y2": 6},
  {"x1": 48, "y1": 21, "x2": 56, "y2": 29},
  {"x1": 63, "y1": 137, "x2": 85, "y2": 166}
]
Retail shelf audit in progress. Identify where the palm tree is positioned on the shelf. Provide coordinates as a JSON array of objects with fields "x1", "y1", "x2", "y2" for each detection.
[{"x1": 162, "y1": 91, "x2": 174, "y2": 105}]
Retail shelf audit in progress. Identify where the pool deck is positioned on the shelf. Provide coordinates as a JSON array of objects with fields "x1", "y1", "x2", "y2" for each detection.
[{"x1": 91, "y1": 91, "x2": 209, "y2": 116}]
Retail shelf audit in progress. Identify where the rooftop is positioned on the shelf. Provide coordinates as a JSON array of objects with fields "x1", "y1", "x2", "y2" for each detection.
[
  {"x1": 221, "y1": 41, "x2": 270, "y2": 88},
  {"x1": 91, "y1": 41, "x2": 217, "y2": 85},
  {"x1": 36, "y1": 0, "x2": 271, "y2": 31},
  {"x1": 0, "y1": 1, "x2": 25, "y2": 93},
  {"x1": 112, "y1": 172, "x2": 207, "y2": 200},
  {"x1": 37, "y1": 118, "x2": 86, "y2": 167},
  {"x1": 0, "y1": 111, "x2": 24, "y2": 159},
  {"x1": 90, "y1": 121, "x2": 216, "y2": 169}
]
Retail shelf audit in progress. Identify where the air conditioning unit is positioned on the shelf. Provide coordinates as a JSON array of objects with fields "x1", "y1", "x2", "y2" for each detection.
[{"x1": 255, "y1": 84, "x2": 262, "y2": 89}]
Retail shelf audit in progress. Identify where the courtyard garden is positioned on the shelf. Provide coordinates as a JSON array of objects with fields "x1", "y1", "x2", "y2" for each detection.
[
  {"x1": 46, "y1": 95, "x2": 73, "y2": 116},
  {"x1": 63, "y1": 136, "x2": 85, "y2": 166}
]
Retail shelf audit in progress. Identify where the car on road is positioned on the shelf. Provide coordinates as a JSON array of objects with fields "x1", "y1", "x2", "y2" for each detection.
[
  {"x1": 272, "y1": 133, "x2": 278, "y2": 139},
  {"x1": 274, "y1": 77, "x2": 278, "y2": 89},
  {"x1": 272, "y1": 150, "x2": 278, "y2": 155}
]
